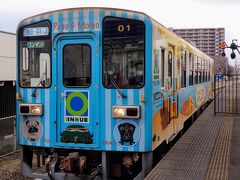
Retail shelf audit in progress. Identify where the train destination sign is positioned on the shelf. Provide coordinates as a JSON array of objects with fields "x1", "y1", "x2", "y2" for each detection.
[{"x1": 23, "y1": 27, "x2": 49, "y2": 37}]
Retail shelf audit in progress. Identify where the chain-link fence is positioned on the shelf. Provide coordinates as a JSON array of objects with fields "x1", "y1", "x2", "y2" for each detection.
[
  {"x1": 0, "y1": 82, "x2": 16, "y2": 157},
  {"x1": 0, "y1": 116, "x2": 16, "y2": 157}
]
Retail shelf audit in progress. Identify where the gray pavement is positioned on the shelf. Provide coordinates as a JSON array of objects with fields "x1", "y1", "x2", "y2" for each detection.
[
  {"x1": 229, "y1": 117, "x2": 240, "y2": 180},
  {"x1": 146, "y1": 81, "x2": 240, "y2": 180},
  {"x1": 146, "y1": 102, "x2": 226, "y2": 180}
]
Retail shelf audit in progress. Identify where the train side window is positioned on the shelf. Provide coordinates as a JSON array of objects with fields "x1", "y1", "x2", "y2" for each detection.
[
  {"x1": 195, "y1": 56, "x2": 198, "y2": 84},
  {"x1": 168, "y1": 51, "x2": 173, "y2": 88},
  {"x1": 204, "y1": 60, "x2": 207, "y2": 82},
  {"x1": 181, "y1": 50, "x2": 186, "y2": 88},
  {"x1": 189, "y1": 53, "x2": 194, "y2": 86},
  {"x1": 22, "y1": 47, "x2": 29, "y2": 71},
  {"x1": 198, "y1": 57, "x2": 202, "y2": 83},
  {"x1": 201, "y1": 59, "x2": 203, "y2": 83},
  {"x1": 161, "y1": 49, "x2": 165, "y2": 87},
  {"x1": 203, "y1": 59, "x2": 205, "y2": 82},
  {"x1": 207, "y1": 62, "x2": 210, "y2": 81},
  {"x1": 201, "y1": 58, "x2": 203, "y2": 83},
  {"x1": 208, "y1": 62, "x2": 211, "y2": 81},
  {"x1": 63, "y1": 44, "x2": 91, "y2": 87}
]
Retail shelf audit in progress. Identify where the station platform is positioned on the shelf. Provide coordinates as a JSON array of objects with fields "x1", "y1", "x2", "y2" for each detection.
[{"x1": 146, "y1": 87, "x2": 240, "y2": 180}]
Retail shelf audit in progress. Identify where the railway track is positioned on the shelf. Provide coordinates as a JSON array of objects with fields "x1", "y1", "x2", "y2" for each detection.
[{"x1": 0, "y1": 150, "x2": 31, "y2": 180}]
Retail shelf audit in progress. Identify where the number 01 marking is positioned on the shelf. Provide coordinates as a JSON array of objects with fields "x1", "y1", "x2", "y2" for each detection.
[
  {"x1": 117, "y1": 24, "x2": 131, "y2": 32},
  {"x1": 118, "y1": 25, "x2": 124, "y2": 32}
]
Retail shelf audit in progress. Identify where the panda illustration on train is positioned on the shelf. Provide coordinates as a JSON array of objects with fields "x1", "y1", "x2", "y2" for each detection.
[{"x1": 16, "y1": 7, "x2": 213, "y2": 180}]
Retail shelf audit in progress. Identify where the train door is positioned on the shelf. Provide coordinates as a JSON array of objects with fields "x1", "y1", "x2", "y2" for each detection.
[
  {"x1": 56, "y1": 36, "x2": 99, "y2": 148},
  {"x1": 167, "y1": 46, "x2": 178, "y2": 141}
]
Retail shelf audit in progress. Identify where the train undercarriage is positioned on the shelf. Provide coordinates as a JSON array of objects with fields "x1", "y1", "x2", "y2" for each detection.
[{"x1": 21, "y1": 146, "x2": 152, "y2": 180}]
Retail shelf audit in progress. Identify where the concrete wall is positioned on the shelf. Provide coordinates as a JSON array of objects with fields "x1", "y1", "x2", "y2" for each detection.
[{"x1": 0, "y1": 31, "x2": 16, "y2": 81}]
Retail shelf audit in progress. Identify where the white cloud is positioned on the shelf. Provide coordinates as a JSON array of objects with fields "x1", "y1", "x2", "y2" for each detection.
[{"x1": 195, "y1": 0, "x2": 240, "y2": 5}]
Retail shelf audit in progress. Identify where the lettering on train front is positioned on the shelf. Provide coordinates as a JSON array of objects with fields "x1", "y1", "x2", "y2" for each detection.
[{"x1": 53, "y1": 22, "x2": 100, "y2": 31}]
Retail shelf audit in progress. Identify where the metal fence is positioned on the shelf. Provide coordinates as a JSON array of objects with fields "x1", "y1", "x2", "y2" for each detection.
[
  {"x1": 0, "y1": 116, "x2": 16, "y2": 157},
  {"x1": 214, "y1": 74, "x2": 240, "y2": 115},
  {"x1": 0, "y1": 82, "x2": 17, "y2": 157},
  {"x1": 0, "y1": 81, "x2": 16, "y2": 118}
]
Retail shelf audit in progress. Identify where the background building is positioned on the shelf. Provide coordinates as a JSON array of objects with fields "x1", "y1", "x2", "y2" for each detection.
[
  {"x1": 173, "y1": 28, "x2": 225, "y2": 57},
  {"x1": 173, "y1": 28, "x2": 228, "y2": 74},
  {"x1": 0, "y1": 31, "x2": 16, "y2": 83}
]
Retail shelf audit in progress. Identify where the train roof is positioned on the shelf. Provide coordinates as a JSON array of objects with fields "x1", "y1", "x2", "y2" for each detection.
[
  {"x1": 17, "y1": 7, "x2": 213, "y2": 62},
  {"x1": 151, "y1": 18, "x2": 213, "y2": 61},
  {"x1": 17, "y1": 7, "x2": 172, "y2": 34},
  {"x1": 18, "y1": 7, "x2": 150, "y2": 26}
]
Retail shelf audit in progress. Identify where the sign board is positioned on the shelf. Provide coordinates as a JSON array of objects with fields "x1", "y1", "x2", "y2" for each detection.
[{"x1": 23, "y1": 27, "x2": 49, "y2": 37}]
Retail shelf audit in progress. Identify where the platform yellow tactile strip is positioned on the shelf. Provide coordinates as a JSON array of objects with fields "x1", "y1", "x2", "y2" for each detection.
[{"x1": 205, "y1": 117, "x2": 233, "y2": 180}]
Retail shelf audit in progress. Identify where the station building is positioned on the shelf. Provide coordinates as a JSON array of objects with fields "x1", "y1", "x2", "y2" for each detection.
[{"x1": 0, "y1": 31, "x2": 16, "y2": 84}]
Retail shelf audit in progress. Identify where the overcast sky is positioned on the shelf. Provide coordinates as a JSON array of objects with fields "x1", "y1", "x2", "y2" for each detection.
[{"x1": 1, "y1": 0, "x2": 240, "y2": 63}]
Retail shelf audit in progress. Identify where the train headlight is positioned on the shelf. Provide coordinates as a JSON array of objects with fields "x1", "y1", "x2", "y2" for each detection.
[
  {"x1": 19, "y1": 104, "x2": 43, "y2": 116},
  {"x1": 113, "y1": 107, "x2": 126, "y2": 118},
  {"x1": 31, "y1": 105, "x2": 42, "y2": 115},
  {"x1": 112, "y1": 106, "x2": 141, "y2": 119}
]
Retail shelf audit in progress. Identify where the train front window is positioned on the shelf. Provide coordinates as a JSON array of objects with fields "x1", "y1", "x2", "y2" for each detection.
[
  {"x1": 63, "y1": 44, "x2": 91, "y2": 87},
  {"x1": 18, "y1": 20, "x2": 51, "y2": 88},
  {"x1": 19, "y1": 40, "x2": 51, "y2": 87},
  {"x1": 103, "y1": 16, "x2": 145, "y2": 88}
]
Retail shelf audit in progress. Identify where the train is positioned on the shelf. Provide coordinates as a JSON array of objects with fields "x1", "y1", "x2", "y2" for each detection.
[{"x1": 16, "y1": 7, "x2": 214, "y2": 180}]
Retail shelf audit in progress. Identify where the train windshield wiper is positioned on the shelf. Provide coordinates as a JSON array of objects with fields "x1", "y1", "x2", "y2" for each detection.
[
  {"x1": 31, "y1": 72, "x2": 46, "y2": 97},
  {"x1": 106, "y1": 73, "x2": 127, "y2": 98}
]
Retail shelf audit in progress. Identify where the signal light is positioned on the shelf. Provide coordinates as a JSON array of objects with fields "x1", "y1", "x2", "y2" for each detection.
[
  {"x1": 220, "y1": 42, "x2": 227, "y2": 49},
  {"x1": 231, "y1": 52, "x2": 236, "y2": 59}
]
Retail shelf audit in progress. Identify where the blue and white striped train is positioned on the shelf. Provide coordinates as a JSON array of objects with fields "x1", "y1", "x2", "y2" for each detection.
[{"x1": 16, "y1": 7, "x2": 214, "y2": 179}]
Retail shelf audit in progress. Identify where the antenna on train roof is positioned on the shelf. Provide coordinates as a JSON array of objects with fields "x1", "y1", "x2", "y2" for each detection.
[{"x1": 220, "y1": 39, "x2": 240, "y2": 59}]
